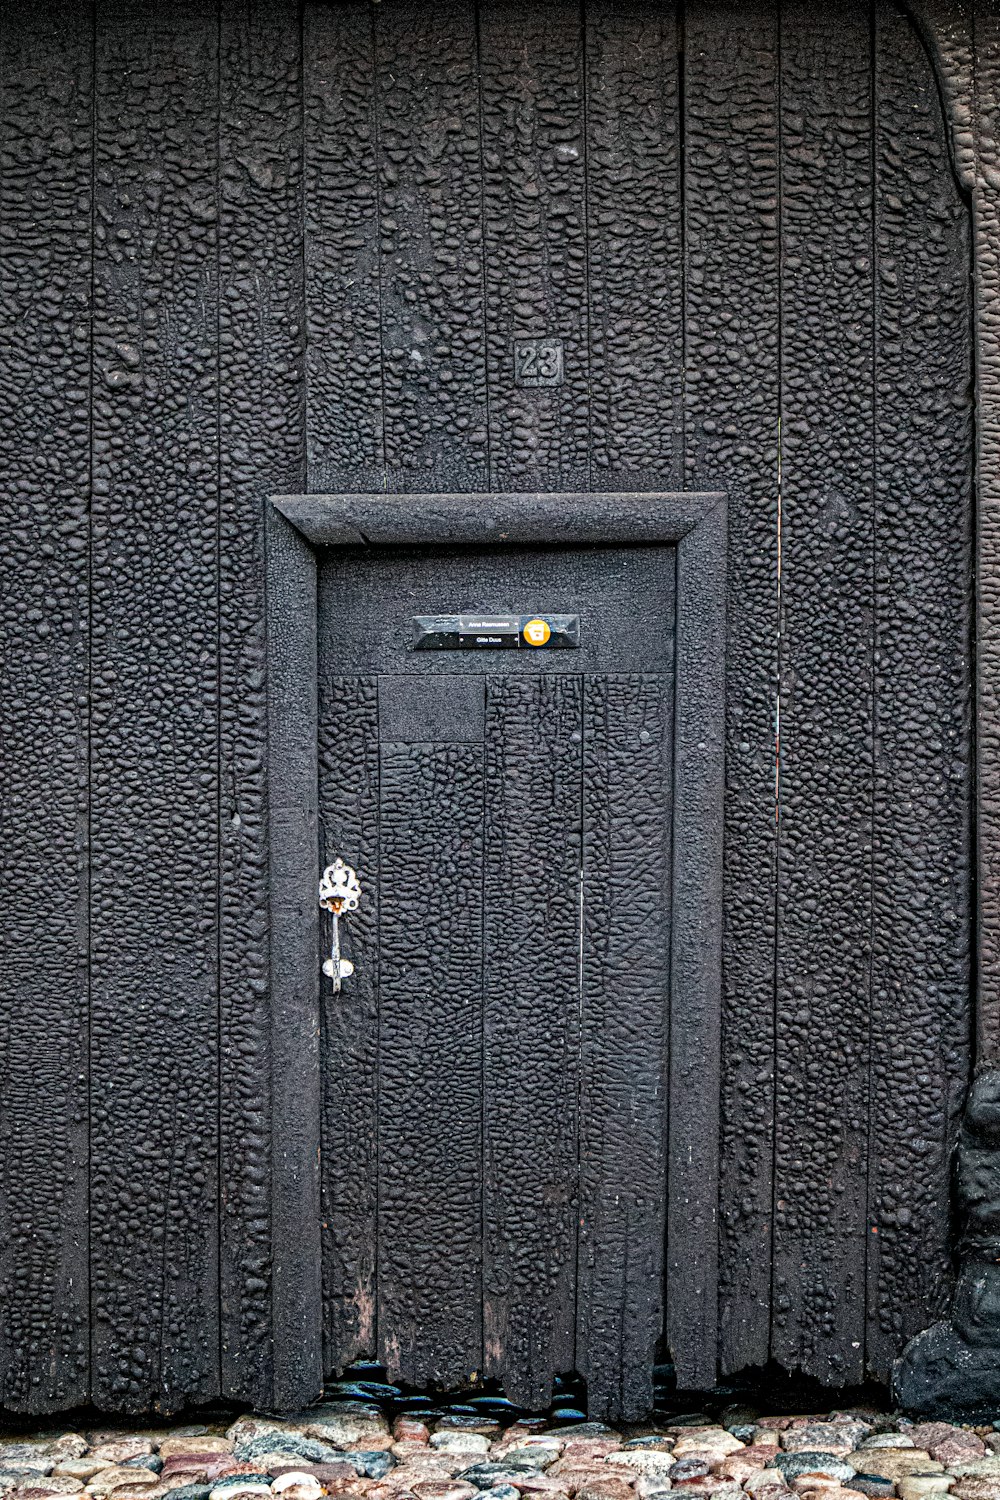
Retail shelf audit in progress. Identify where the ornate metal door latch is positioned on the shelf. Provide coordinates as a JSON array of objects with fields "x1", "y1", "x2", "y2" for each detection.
[{"x1": 319, "y1": 857, "x2": 361, "y2": 994}]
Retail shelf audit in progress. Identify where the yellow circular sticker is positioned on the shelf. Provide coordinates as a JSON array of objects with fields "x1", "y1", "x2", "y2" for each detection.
[{"x1": 523, "y1": 617, "x2": 551, "y2": 647}]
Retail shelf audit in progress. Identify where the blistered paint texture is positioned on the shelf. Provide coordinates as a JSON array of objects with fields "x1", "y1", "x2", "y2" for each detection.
[
  {"x1": 218, "y1": 0, "x2": 304, "y2": 1405},
  {"x1": 683, "y1": 0, "x2": 781, "y2": 1374},
  {"x1": 0, "y1": 0, "x2": 977, "y2": 1413},
  {"x1": 90, "y1": 0, "x2": 221, "y2": 1409},
  {"x1": 482, "y1": 676, "x2": 582, "y2": 1408},
  {"x1": 869, "y1": 0, "x2": 973, "y2": 1381},
  {"x1": 0, "y1": 0, "x2": 91, "y2": 1412}
]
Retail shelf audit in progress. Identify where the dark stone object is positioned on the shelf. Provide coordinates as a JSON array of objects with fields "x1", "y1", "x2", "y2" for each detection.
[
  {"x1": 234, "y1": 1434, "x2": 343, "y2": 1464},
  {"x1": 669, "y1": 1461, "x2": 710, "y2": 1481},
  {"x1": 896, "y1": 1071, "x2": 1000, "y2": 1416},
  {"x1": 166, "y1": 1489, "x2": 212, "y2": 1500},
  {"x1": 340, "y1": 1452, "x2": 396, "y2": 1479},
  {"x1": 770, "y1": 1453, "x2": 857, "y2": 1480},
  {"x1": 124, "y1": 1457, "x2": 164, "y2": 1473},
  {"x1": 849, "y1": 1479, "x2": 896, "y2": 1499},
  {"x1": 458, "y1": 1464, "x2": 546, "y2": 1488}
]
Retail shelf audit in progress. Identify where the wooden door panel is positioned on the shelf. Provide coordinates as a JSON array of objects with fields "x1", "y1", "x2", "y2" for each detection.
[
  {"x1": 376, "y1": 741, "x2": 485, "y2": 1385},
  {"x1": 578, "y1": 674, "x2": 672, "y2": 1419},
  {"x1": 483, "y1": 674, "x2": 583, "y2": 1406},
  {"x1": 318, "y1": 677, "x2": 380, "y2": 1370}
]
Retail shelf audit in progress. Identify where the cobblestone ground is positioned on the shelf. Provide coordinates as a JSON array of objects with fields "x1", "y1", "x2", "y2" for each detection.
[{"x1": 0, "y1": 1378, "x2": 996, "y2": 1500}]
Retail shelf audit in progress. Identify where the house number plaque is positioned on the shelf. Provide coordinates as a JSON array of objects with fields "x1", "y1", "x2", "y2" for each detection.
[{"x1": 513, "y1": 338, "x2": 564, "y2": 387}]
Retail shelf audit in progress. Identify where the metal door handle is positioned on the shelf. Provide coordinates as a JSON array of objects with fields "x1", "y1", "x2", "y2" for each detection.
[{"x1": 319, "y1": 858, "x2": 361, "y2": 992}]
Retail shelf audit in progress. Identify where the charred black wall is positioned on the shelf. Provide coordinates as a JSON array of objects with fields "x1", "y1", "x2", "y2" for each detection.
[{"x1": 0, "y1": 0, "x2": 974, "y2": 1413}]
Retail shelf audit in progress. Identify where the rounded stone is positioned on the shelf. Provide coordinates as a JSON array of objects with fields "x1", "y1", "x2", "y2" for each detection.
[
  {"x1": 849, "y1": 1479, "x2": 896, "y2": 1500},
  {"x1": 771, "y1": 1457, "x2": 857, "y2": 1483},
  {"x1": 161, "y1": 1446, "x2": 234, "y2": 1463},
  {"x1": 605, "y1": 1458, "x2": 673, "y2": 1481},
  {"x1": 897, "y1": 1479, "x2": 955, "y2": 1500},
  {"x1": 430, "y1": 1440, "x2": 491, "y2": 1459},
  {"x1": 92, "y1": 1447, "x2": 155, "y2": 1468}
]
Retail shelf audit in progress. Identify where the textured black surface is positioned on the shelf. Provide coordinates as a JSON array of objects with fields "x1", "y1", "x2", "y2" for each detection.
[
  {"x1": 376, "y1": 742, "x2": 485, "y2": 1385},
  {"x1": 683, "y1": 0, "x2": 781, "y2": 1374},
  {"x1": 869, "y1": 0, "x2": 973, "y2": 1382},
  {"x1": 318, "y1": 679, "x2": 380, "y2": 1371},
  {"x1": 480, "y1": 0, "x2": 589, "y2": 492},
  {"x1": 482, "y1": 675, "x2": 583, "y2": 1406},
  {"x1": 585, "y1": 0, "x2": 682, "y2": 493},
  {"x1": 772, "y1": 0, "x2": 875, "y2": 1387},
  {"x1": 578, "y1": 677, "x2": 672, "y2": 1420},
  {"x1": 0, "y1": 0, "x2": 978, "y2": 1415},
  {"x1": 265, "y1": 511, "x2": 323, "y2": 1409},
  {"x1": 218, "y1": 0, "x2": 304, "y2": 1407},
  {"x1": 376, "y1": 0, "x2": 488, "y2": 491},
  {"x1": 315, "y1": 537, "x2": 679, "y2": 676},
  {"x1": 0, "y1": 0, "x2": 91, "y2": 1413},
  {"x1": 90, "y1": 0, "x2": 221, "y2": 1410}
]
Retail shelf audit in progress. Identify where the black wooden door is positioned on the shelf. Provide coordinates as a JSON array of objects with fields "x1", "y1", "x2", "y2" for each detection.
[{"x1": 316, "y1": 543, "x2": 674, "y2": 1412}]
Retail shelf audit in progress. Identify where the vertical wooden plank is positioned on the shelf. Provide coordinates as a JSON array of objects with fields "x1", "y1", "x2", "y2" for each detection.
[
  {"x1": 266, "y1": 511, "x2": 322, "y2": 1409},
  {"x1": 972, "y1": 4, "x2": 1000, "y2": 1068},
  {"x1": 479, "y1": 0, "x2": 590, "y2": 491},
  {"x1": 667, "y1": 504, "x2": 728, "y2": 1390},
  {"x1": 0, "y1": 0, "x2": 92, "y2": 1412},
  {"x1": 377, "y1": 742, "x2": 484, "y2": 1386},
  {"x1": 90, "y1": 0, "x2": 221, "y2": 1409},
  {"x1": 317, "y1": 678, "x2": 380, "y2": 1375},
  {"x1": 482, "y1": 675, "x2": 581, "y2": 1410},
  {"x1": 585, "y1": 0, "x2": 683, "y2": 492},
  {"x1": 772, "y1": 0, "x2": 874, "y2": 1385},
  {"x1": 867, "y1": 2, "x2": 973, "y2": 1379},
  {"x1": 578, "y1": 675, "x2": 671, "y2": 1421},
  {"x1": 218, "y1": 0, "x2": 305, "y2": 1406},
  {"x1": 304, "y1": 0, "x2": 383, "y2": 493},
  {"x1": 375, "y1": 0, "x2": 488, "y2": 490},
  {"x1": 683, "y1": 0, "x2": 780, "y2": 1373}
]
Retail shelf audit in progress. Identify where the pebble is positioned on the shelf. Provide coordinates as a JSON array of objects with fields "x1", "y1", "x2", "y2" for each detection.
[
  {"x1": 431, "y1": 1441, "x2": 491, "y2": 1459},
  {"x1": 409, "y1": 1482, "x2": 477, "y2": 1500},
  {"x1": 438, "y1": 1425, "x2": 502, "y2": 1444},
  {"x1": 771, "y1": 1458, "x2": 856, "y2": 1484},
  {"x1": 160, "y1": 1446, "x2": 233, "y2": 1464},
  {"x1": 342, "y1": 1454, "x2": 396, "y2": 1481},
  {"x1": 270, "y1": 1476, "x2": 325, "y2": 1500},
  {"x1": 92, "y1": 1447, "x2": 155, "y2": 1468},
  {"x1": 634, "y1": 1481, "x2": 673, "y2": 1500},
  {"x1": 56, "y1": 1463, "x2": 115, "y2": 1483},
  {"x1": 208, "y1": 1487, "x2": 271, "y2": 1500},
  {"x1": 952, "y1": 1482, "x2": 1000, "y2": 1500},
  {"x1": 233, "y1": 1441, "x2": 343, "y2": 1468},
  {"x1": 858, "y1": 1438, "x2": 916, "y2": 1451},
  {"x1": 780, "y1": 1433, "x2": 855, "y2": 1460},
  {"x1": 850, "y1": 1479, "x2": 896, "y2": 1499},
  {"x1": 846, "y1": 1456, "x2": 942, "y2": 1483},
  {"x1": 605, "y1": 1455, "x2": 673, "y2": 1479},
  {"x1": 458, "y1": 1469, "x2": 543, "y2": 1491},
  {"x1": 574, "y1": 1480, "x2": 634, "y2": 1500},
  {"x1": 897, "y1": 1480, "x2": 955, "y2": 1500},
  {"x1": 301, "y1": 1407, "x2": 392, "y2": 1452},
  {"x1": 395, "y1": 1426, "x2": 431, "y2": 1448}
]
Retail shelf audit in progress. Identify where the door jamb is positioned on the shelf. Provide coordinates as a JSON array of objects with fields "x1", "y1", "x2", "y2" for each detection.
[{"x1": 265, "y1": 489, "x2": 727, "y2": 1400}]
